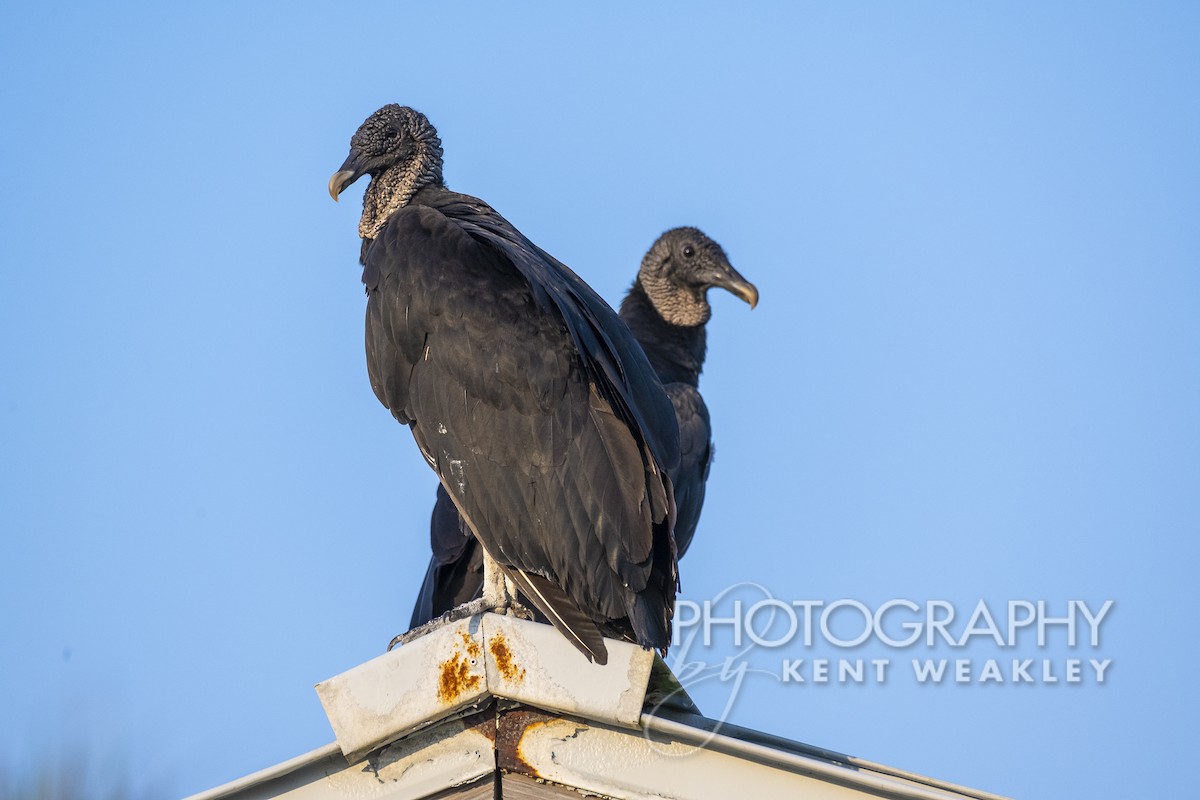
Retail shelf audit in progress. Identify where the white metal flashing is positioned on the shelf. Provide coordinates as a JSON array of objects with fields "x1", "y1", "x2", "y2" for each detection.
[
  {"x1": 181, "y1": 743, "x2": 344, "y2": 800},
  {"x1": 516, "y1": 715, "x2": 879, "y2": 800},
  {"x1": 189, "y1": 618, "x2": 1011, "y2": 800},
  {"x1": 638, "y1": 713, "x2": 1011, "y2": 800},
  {"x1": 315, "y1": 613, "x2": 654, "y2": 761},
  {"x1": 477, "y1": 612, "x2": 653, "y2": 727},
  {"x1": 184, "y1": 718, "x2": 494, "y2": 800}
]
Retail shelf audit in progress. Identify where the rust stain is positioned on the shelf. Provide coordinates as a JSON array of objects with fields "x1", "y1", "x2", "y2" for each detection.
[
  {"x1": 460, "y1": 707, "x2": 497, "y2": 744},
  {"x1": 459, "y1": 630, "x2": 481, "y2": 660},
  {"x1": 437, "y1": 652, "x2": 481, "y2": 703},
  {"x1": 512, "y1": 716, "x2": 589, "y2": 779},
  {"x1": 489, "y1": 633, "x2": 526, "y2": 682},
  {"x1": 496, "y1": 708, "x2": 550, "y2": 777}
]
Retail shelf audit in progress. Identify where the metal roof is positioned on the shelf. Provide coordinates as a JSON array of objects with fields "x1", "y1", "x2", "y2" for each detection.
[{"x1": 185, "y1": 613, "x2": 1011, "y2": 800}]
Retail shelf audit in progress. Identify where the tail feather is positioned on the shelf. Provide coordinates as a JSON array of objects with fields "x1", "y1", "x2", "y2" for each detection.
[{"x1": 504, "y1": 568, "x2": 609, "y2": 665}]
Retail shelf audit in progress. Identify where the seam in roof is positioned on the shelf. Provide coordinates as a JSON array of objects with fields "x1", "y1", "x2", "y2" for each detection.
[{"x1": 639, "y1": 714, "x2": 1012, "y2": 800}]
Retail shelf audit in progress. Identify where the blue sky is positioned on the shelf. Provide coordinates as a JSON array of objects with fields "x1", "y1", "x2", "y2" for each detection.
[{"x1": 1, "y1": 3, "x2": 1197, "y2": 798}]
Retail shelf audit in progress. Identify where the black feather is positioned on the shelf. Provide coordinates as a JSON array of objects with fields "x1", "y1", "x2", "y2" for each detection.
[
  {"x1": 336, "y1": 106, "x2": 680, "y2": 658},
  {"x1": 410, "y1": 225, "x2": 756, "y2": 636}
]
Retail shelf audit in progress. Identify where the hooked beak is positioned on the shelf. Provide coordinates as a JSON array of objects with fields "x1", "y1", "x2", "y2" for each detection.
[
  {"x1": 708, "y1": 264, "x2": 759, "y2": 309},
  {"x1": 328, "y1": 149, "x2": 369, "y2": 201}
]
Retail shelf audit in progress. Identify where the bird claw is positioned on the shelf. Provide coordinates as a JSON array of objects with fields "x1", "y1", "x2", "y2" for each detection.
[
  {"x1": 505, "y1": 601, "x2": 535, "y2": 621},
  {"x1": 387, "y1": 598, "x2": 492, "y2": 651},
  {"x1": 387, "y1": 596, "x2": 538, "y2": 651}
]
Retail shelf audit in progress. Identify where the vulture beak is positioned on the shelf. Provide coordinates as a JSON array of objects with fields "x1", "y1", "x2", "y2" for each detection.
[
  {"x1": 328, "y1": 149, "x2": 369, "y2": 201},
  {"x1": 708, "y1": 264, "x2": 759, "y2": 309}
]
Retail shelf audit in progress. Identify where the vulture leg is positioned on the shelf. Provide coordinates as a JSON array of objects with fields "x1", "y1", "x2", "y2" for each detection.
[
  {"x1": 482, "y1": 552, "x2": 534, "y2": 620},
  {"x1": 481, "y1": 550, "x2": 517, "y2": 610},
  {"x1": 387, "y1": 549, "x2": 533, "y2": 651}
]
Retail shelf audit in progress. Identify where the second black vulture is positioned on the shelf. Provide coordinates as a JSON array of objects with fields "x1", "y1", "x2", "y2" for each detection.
[
  {"x1": 411, "y1": 228, "x2": 757, "y2": 628},
  {"x1": 329, "y1": 105, "x2": 681, "y2": 663}
]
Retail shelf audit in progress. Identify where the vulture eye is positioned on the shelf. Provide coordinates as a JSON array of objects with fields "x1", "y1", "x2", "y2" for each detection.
[{"x1": 682, "y1": 245, "x2": 695, "y2": 258}]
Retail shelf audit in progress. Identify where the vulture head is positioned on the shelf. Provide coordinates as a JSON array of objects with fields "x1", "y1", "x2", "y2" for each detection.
[
  {"x1": 328, "y1": 104, "x2": 444, "y2": 240},
  {"x1": 638, "y1": 227, "x2": 758, "y2": 327}
]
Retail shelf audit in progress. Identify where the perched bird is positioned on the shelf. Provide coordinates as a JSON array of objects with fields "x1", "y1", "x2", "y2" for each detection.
[
  {"x1": 411, "y1": 228, "x2": 757, "y2": 627},
  {"x1": 329, "y1": 105, "x2": 680, "y2": 664},
  {"x1": 618, "y1": 228, "x2": 757, "y2": 558}
]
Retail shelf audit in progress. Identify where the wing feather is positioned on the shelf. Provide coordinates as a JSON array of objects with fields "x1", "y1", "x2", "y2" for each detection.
[{"x1": 367, "y1": 198, "x2": 677, "y2": 651}]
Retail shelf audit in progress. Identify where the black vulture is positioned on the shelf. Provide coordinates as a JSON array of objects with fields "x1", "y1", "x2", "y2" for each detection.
[
  {"x1": 411, "y1": 228, "x2": 757, "y2": 628},
  {"x1": 328, "y1": 105, "x2": 680, "y2": 664}
]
